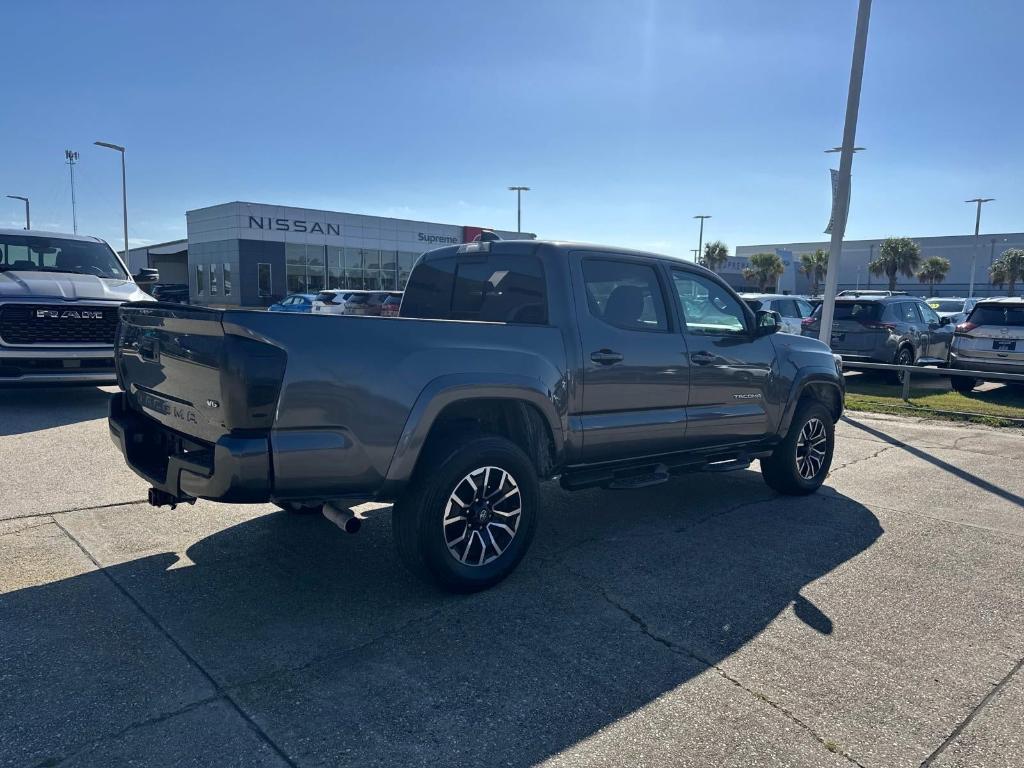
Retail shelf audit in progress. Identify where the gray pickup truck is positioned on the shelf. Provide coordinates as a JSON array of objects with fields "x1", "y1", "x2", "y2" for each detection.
[{"x1": 109, "y1": 238, "x2": 844, "y2": 591}]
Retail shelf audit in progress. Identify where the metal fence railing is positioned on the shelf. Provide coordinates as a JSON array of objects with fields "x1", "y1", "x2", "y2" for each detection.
[{"x1": 840, "y1": 361, "x2": 1024, "y2": 425}]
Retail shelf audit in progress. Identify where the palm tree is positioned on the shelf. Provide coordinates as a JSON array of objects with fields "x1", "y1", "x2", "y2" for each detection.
[
  {"x1": 916, "y1": 256, "x2": 951, "y2": 293},
  {"x1": 702, "y1": 240, "x2": 729, "y2": 273},
  {"x1": 869, "y1": 237, "x2": 921, "y2": 291},
  {"x1": 742, "y1": 252, "x2": 785, "y2": 292},
  {"x1": 798, "y1": 248, "x2": 829, "y2": 295},
  {"x1": 992, "y1": 248, "x2": 1024, "y2": 296}
]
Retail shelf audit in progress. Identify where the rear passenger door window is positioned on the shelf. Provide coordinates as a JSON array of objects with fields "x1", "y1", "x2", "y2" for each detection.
[
  {"x1": 581, "y1": 259, "x2": 668, "y2": 332},
  {"x1": 900, "y1": 302, "x2": 919, "y2": 323},
  {"x1": 774, "y1": 299, "x2": 799, "y2": 318}
]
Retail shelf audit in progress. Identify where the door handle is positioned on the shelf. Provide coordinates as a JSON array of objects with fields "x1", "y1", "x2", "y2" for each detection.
[
  {"x1": 590, "y1": 349, "x2": 624, "y2": 365},
  {"x1": 690, "y1": 351, "x2": 716, "y2": 365}
]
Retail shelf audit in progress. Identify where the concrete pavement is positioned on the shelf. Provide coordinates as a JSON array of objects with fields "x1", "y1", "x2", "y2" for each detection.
[{"x1": 1, "y1": 387, "x2": 1022, "y2": 767}]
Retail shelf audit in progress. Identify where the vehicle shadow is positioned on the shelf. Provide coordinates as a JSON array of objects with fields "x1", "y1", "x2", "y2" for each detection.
[
  {"x1": 0, "y1": 385, "x2": 114, "y2": 437},
  {"x1": 1, "y1": 480, "x2": 882, "y2": 767}
]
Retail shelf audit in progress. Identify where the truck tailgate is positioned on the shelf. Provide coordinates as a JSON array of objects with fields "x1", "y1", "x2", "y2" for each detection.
[{"x1": 116, "y1": 303, "x2": 285, "y2": 444}]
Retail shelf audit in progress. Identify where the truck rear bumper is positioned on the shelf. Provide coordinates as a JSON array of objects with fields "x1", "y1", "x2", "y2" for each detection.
[{"x1": 108, "y1": 392, "x2": 272, "y2": 503}]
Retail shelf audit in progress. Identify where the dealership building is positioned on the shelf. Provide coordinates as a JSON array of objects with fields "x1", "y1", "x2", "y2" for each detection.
[
  {"x1": 727, "y1": 232, "x2": 1024, "y2": 296},
  {"x1": 128, "y1": 202, "x2": 531, "y2": 307}
]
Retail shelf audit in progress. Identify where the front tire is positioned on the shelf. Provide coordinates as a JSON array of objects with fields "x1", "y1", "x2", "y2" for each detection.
[
  {"x1": 761, "y1": 401, "x2": 835, "y2": 495},
  {"x1": 392, "y1": 436, "x2": 540, "y2": 593}
]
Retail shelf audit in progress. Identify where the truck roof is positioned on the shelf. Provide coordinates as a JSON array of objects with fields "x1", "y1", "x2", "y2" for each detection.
[
  {"x1": 0, "y1": 227, "x2": 107, "y2": 243},
  {"x1": 421, "y1": 238, "x2": 709, "y2": 272}
]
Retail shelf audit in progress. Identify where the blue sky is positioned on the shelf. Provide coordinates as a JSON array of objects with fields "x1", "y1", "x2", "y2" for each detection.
[{"x1": 3, "y1": 0, "x2": 1021, "y2": 258}]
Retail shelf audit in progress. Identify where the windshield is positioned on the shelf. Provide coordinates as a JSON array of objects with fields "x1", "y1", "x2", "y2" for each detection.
[
  {"x1": 969, "y1": 305, "x2": 1024, "y2": 327},
  {"x1": 927, "y1": 299, "x2": 966, "y2": 312},
  {"x1": 0, "y1": 233, "x2": 128, "y2": 279}
]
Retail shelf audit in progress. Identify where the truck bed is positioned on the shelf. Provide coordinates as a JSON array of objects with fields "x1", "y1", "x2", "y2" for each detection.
[{"x1": 112, "y1": 303, "x2": 567, "y2": 502}]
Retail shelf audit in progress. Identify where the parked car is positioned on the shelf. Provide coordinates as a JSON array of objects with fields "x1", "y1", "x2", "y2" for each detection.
[
  {"x1": 311, "y1": 289, "x2": 353, "y2": 315},
  {"x1": 925, "y1": 296, "x2": 978, "y2": 326},
  {"x1": 380, "y1": 292, "x2": 403, "y2": 317},
  {"x1": 341, "y1": 290, "x2": 392, "y2": 316},
  {"x1": 268, "y1": 293, "x2": 317, "y2": 312},
  {"x1": 151, "y1": 283, "x2": 189, "y2": 303},
  {"x1": 110, "y1": 238, "x2": 845, "y2": 592},
  {"x1": 801, "y1": 294, "x2": 954, "y2": 382},
  {"x1": 740, "y1": 294, "x2": 815, "y2": 334},
  {"x1": 0, "y1": 228, "x2": 156, "y2": 385},
  {"x1": 947, "y1": 297, "x2": 1024, "y2": 393}
]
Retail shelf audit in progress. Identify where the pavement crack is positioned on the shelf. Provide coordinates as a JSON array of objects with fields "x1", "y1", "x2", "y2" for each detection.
[
  {"x1": 49, "y1": 518, "x2": 301, "y2": 768},
  {"x1": 2, "y1": 499, "x2": 147, "y2": 523},
  {"x1": 919, "y1": 654, "x2": 1024, "y2": 767},
  {"x1": 827, "y1": 444, "x2": 893, "y2": 475},
  {"x1": 0, "y1": 518, "x2": 55, "y2": 537},
  {"x1": 29, "y1": 695, "x2": 224, "y2": 768},
  {"x1": 594, "y1": 584, "x2": 867, "y2": 768}
]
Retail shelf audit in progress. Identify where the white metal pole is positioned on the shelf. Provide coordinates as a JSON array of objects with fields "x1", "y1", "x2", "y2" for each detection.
[
  {"x1": 819, "y1": 0, "x2": 872, "y2": 345},
  {"x1": 120, "y1": 149, "x2": 129, "y2": 263}
]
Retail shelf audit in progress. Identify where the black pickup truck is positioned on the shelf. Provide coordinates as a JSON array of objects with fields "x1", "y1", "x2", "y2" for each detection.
[{"x1": 109, "y1": 238, "x2": 844, "y2": 591}]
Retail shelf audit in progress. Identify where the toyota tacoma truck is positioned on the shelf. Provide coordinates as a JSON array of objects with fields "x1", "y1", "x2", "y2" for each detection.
[
  {"x1": 1, "y1": 228, "x2": 157, "y2": 384},
  {"x1": 109, "y1": 237, "x2": 844, "y2": 592}
]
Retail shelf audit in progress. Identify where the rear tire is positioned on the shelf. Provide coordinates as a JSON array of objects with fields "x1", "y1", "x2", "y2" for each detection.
[
  {"x1": 392, "y1": 435, "x2": 539, "y2": 593},
  {"x1": 761, "y1": 401, "x2": 834, "y2": 495},
  {"x1": 890, "y1": 345, "x2": 915, "y2": 385},
  {"x1": 950, "y1": 376, "x2": 978, "y2": 394}
]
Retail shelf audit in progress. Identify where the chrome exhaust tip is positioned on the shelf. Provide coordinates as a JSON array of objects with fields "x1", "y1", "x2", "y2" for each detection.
[{"x1": 323, "y1": 503, "x2": 361, "y2": 534}]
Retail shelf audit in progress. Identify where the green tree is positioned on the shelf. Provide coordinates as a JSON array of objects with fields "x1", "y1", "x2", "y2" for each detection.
[
  {"x1": 869, "y1": 237, "x2": 921, "y2": 292},
  {"x1": 916, "y1": 256, "x2": 951, "y2": 292},
  {"x1": 702, "y1": 240, "x2": 729, "y2": 273},
  {"x1": 742, "y1": 252, "x2": 785, "y2": 292},
  {"x1": 798, "y1": 248, "x2": 829, "y2": 295},
  {"x1": 989, "y1": 259, "x2": 1007, "y2": 291},
  {"x1": 992, "y1": 249, "x2": 1024, "y2": 296}
]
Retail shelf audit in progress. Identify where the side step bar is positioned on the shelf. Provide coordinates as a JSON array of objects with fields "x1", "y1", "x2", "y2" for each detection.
[{"x1": 560, "y1": 452, "x2": 769, "y2": 492}]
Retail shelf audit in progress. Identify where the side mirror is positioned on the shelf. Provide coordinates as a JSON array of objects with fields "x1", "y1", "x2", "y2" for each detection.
[
  {"x1": 134, "y1": 267, "x2": 159, "y2": 284},
  {"x1": 939, "y1": 316, "x2": 951, "y2": 326},
  {"x1": 755, "y1": 309, "x2": 782, "y2": 336}
]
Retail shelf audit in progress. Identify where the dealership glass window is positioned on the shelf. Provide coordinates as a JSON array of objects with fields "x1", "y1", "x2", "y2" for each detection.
[
  {"x1": 223, "y1": 263, "x2": 232, "y2": 295},
  {"x1": 209, "y1": 263, "x2": 218, "y2": 295},
  {"x1": 257, "y1": 263, "x2": 272, "y2": 298},
  {"x1": 380, "y1": 250, "x2": 399, "y2": 290},
  {"x1": 327, "y1": 246, "x2": 344, "y2": 289},
  {"x1": 360, "y1": 248, "x2": 380, "y2": 271},
  {"x1": 195, "y1": 263, "x2": 205, "y2": 295},
  {"x1": 286, "y1": 243, "x2": 306, "y2": 293},
  {"x1": 399, "y1": 251, "x2": 417, "y2": 290},
  {"x1": 344, "y1": 247, "x2": 361, "y2": 272},
  {"x1": 306, "y1": 245, "x2": 326, "y2": 292}
]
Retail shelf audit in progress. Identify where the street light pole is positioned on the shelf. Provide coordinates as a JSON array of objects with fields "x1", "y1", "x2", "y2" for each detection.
[
  {"x1": 965, "y1": 198, "x2": 994, "y2": 298},
  {"x1": 693, "y1": 215, "x2": 711, "y2": 264},
  {"x1": 6, "y1": 195, "x2": 30, "y2": 229},
  {"x1": 818, "y1": 0, "x2": 872, "y2": 346},
  {"x1": 508, "y1": 186, "x2": 530, "y2": 234},
  {"x1": 95, "y1": 141, "x2": 128, "y2": 261},
  {"x1": 65, "y1": 150, "x2": 80, "y2": 234}
]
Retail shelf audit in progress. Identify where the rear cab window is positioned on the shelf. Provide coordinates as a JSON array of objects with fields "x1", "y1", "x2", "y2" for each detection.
[{"x1": 401, "y1": 247, "x2": 548, "y2": 324}]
